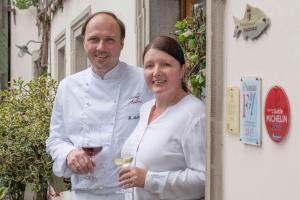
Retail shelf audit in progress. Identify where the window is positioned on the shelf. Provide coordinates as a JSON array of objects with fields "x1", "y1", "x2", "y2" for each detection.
[
  {"x1": 181, "y1": 0, "x2": 206, "y2": 18},
  {"x1": 74, "y1": 35, "x2": 86, "y2": 73},
  {"x1": 54, "y1": 31, "x2": 66, "y2": 81},
  {"x1": 70, "y1": 6, "x2": 91, "y2": 74},
  {"x1": 136, "y1": 0, "x2": 180, "y2": 66},
  {"x1": 192, "y1": 0, "x2": 206, "y2": 16}
]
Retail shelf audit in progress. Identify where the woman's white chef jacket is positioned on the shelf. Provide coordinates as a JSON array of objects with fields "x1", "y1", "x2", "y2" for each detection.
[
  {"x1": 122, "y1": 95, "x2": 205, "y2": 200},
  {"x1": 46, "y1": 62, "x2": 153, "y2": 194}
]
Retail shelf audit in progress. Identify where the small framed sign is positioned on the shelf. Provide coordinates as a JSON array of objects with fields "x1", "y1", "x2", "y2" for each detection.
[
  {"x1": 226, "y1": 87, "x2": 240, "y2": 134},
  {"x1": 240, "y1": 77, "x2": 262, "y2": 146}
]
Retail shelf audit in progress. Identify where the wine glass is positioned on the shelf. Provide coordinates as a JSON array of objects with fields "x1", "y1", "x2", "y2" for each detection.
[
  {"x1": 81, "y1": 124, "x2": 104, "y2": 180},
  {"x1": 81, "y1": 145, "x2": 103, "y2": 180},
  {"x1": 114, "y1": 156, "x2": 134, "y2": 194}
]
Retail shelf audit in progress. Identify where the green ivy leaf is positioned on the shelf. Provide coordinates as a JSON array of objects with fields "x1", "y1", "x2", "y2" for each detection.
[
  {"x1": 190, "y1": 54, "x2": 199, "y2": 64},
  {"x1": 178, "y1": 34, "x2": 187, "y2": 43},
  {"x1": 197, "y1": 74, "x2": 205, "y2": 85},
  {"x1": 190, "y1": 76, "x2": 198, "y2": 88},
  {"x1": 182, "y1": 30, "x2": 194, "y2": 38},
  {"x1": 188, "y1": 39, "x2": 197, "y2": 49},
  {"x1": 0, "y1": 187, "x2": 8, "y2": 199},
  {"x1": 175, "y1": 20, "x2": 187, "y2": 30}
]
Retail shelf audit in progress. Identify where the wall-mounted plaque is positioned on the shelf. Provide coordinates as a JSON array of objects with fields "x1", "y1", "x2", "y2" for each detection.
[
  {"x1": 265, "y1": 86, "x2": 290, "y2": 143},
  {"x1": 240, "y1": 77, "x2": 261, "y2": 146},
  {"x1": 233, "y1": 4, "x2": 270, "y2": 40},
  {"x1": 226, "y1": 87, "x2": 240, "y2": 134}
]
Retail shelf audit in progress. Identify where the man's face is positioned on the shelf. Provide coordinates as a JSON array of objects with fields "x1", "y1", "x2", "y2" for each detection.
[{"x1": 83, "y1": 14, "x2": 124, "y2": 77}]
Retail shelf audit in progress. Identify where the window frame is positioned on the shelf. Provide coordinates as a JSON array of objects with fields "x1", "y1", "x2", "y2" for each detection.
[
  {"x1": 54, "y1": 30, "x2": 66, "y2": 81},
  {"x1": 70, "y1": 6, "x2": 91, "y2": 74}
]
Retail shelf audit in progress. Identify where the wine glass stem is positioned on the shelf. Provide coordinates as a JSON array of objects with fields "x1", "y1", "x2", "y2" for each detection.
[{"x1": 86, "y1": 156, "x2": 95, "y2": 180}]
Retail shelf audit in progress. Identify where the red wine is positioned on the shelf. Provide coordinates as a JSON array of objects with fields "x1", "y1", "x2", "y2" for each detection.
[{"x1": 82, "y1": 146, "x2": 103, "y2": 156}]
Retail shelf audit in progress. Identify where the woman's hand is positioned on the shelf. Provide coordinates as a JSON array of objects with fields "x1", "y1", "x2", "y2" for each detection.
[{"x1": 119, "y1": 167, "x2": 148, "y2": 188}]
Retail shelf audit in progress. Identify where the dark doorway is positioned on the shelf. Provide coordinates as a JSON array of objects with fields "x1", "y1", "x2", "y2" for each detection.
[{"x1": 0, "y1": 0, "x2": 11, "y2": 90}]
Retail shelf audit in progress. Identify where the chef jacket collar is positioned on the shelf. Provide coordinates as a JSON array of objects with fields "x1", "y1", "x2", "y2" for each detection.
[{"x1": 90, "y1": 62, "x2": 122, "y2": 80}]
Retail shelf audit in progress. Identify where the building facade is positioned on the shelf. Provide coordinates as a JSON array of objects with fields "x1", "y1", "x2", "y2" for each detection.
[
  {"x1": 10, "y1": 0, "x2": 300, "y2": 200},
  {"x1": 207, "y1": 0, "x2": 300, "y2": 200}
]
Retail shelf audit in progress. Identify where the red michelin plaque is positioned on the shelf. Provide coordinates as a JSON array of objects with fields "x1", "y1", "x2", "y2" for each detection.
[{"x1": 264, "y1": 86, "x2": 290, "y2": 142}]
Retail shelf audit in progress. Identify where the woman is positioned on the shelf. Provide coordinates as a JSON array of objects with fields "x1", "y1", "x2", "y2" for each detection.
[{"x1": 119, "y1": 36, "x2": 205, "y2": 200}]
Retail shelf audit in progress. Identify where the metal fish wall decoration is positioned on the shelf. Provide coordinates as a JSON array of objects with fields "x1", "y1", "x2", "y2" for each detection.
[{"x1": 233, "y1": 4, "x2": 270, "y2": 40}]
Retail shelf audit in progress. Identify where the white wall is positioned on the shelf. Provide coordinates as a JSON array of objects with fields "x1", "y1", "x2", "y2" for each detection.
[
  {"x1": 50, "y1": 0, "x2": 137, "y2": 78},
  {"x1": 223, "y1": 1, "x2": 300, "y2": 200},
  {"x1": 10, "y1": 6, "x2": 40, "y2": 82}
]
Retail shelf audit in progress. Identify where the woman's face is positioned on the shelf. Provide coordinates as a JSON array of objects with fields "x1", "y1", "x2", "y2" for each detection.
[{"x1": 143, "y1": 48, "x2": 185, "y2": 98}]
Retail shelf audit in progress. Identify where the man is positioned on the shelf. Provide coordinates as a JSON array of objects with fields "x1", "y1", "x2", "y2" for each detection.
[{"x1": 46, "y1": 11, "x2": 152, "y2": 200}]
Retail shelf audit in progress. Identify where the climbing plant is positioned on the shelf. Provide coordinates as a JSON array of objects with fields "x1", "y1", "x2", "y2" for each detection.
[
  {"x1": 175, "y1": 9, "x2": 206, "y2": 100},
  {"x1": 12, "y1": 0, "x2": 38, "y2": 10}
]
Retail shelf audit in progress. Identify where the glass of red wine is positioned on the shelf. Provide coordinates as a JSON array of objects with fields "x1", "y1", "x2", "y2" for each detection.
[{"x1": 81, "y1": 145, "x2": 103, "y2": 180}]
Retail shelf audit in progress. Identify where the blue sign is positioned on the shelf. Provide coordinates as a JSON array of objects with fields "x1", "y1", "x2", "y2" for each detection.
[{"x1": 240, "y1": 77, "x2": 261, "y2": 146}]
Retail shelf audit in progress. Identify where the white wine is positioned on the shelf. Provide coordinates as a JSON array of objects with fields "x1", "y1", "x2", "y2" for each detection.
[{"x1": 114, "y1": 157, "x2": 133, "y2": 167}]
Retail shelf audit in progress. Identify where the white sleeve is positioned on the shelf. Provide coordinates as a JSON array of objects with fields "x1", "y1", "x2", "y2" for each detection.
[
  {"x1": 46, "y1": 83, "x2": 75, "y2": 177},
  {"x1": 144, "y1": 113, "x2": 205, "y2": 199}
]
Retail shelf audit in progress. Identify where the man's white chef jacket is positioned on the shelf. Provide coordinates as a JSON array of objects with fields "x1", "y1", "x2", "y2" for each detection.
[
  {"x1": 46, "y1": 62, "x2": 152, "y2": 194},
  {"x1": 122, "y1": 95, "x2": 205, "y2": 200}
]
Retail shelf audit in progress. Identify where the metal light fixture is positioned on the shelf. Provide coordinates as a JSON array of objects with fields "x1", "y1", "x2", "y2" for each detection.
[{"x1": 16, "y1": 40, "x2": 41, "y2": 57}]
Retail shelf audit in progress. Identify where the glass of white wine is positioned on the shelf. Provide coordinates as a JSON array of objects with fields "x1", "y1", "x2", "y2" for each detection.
[{"x1": 114, "y1": 156, "x2": 134, "y2": 194}]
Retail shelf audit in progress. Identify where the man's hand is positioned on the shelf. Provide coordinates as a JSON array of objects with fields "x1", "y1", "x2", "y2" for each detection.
[{"x1": 66, "y1": 149, "x2": 95, "y2": 174}]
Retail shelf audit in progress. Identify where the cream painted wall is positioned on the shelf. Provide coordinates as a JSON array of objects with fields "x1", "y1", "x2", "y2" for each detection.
[
  {"x1": 50, "y1": 0, "x2": 137, "y2": 78},
  {"x1": 10, "y1": 6, "x2": 40, "y2": 82},
  {"x1": 223, "y1": 1, "x2": 300, "y2": 200}
]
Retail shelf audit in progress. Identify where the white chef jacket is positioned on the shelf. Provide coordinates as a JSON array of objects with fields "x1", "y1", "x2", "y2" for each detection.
[
  {"x1": 46, "y1": 62, "x2": 153, "y2": 196},
  {"x1": 122, "y1": 95, "x2": 205, "y2": 200}
]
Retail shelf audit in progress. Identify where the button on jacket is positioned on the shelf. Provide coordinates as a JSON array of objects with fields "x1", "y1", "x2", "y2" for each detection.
[{"x1": 46, "y1": 62, "x2": 153, "y2": 194}]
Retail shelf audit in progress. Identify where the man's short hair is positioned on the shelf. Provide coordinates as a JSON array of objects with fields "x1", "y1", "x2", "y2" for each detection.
[{"x1": 81, "y1": 11, "x2": 126, "y2": 40}]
